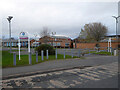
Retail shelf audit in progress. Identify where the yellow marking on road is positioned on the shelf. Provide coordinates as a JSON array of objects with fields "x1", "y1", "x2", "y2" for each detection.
[
  {"x1": 79, "y1": 74, "x2": 100, "y2": 81},
  {"x1": 85, "y1": 73, "x2": 100, "y2": 78},
  {"x1": 50, "y1": 80, "x2": 69, "y2": 88}
]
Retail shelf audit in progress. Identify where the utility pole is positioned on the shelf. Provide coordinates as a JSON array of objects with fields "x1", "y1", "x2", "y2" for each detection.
[{"x1": 7, "y1": 16, "x2": 13, "y2": 53}]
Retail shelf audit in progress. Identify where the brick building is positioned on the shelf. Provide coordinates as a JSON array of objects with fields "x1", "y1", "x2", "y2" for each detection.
[
  {"x1": 39, "y1": 35, "x2": 72, "y2": 48},
  {"x1": 73, "y1": 35, "x2": 120, "y2": 49}
]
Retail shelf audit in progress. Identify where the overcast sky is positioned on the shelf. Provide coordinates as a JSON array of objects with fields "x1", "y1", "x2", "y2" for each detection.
[{"x1": 1, "y1": 0, "x2": 120, "y2": 39}]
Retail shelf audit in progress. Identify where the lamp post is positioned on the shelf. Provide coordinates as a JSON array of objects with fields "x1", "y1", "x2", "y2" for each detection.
[
  {"x1": 7, "y1": 16, "x2": 13, "y2": 53},
  {"x1": 112, "y1": 16, "x2": 120, "y2": 39}
]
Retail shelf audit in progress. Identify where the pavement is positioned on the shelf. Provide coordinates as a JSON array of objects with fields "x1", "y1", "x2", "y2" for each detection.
[
  {"x1": 2, "y1": 62, "x2": 118, "y2": 88},
  {"x1": 2, "y1": 54, "x2": 118, "y2": 80}
]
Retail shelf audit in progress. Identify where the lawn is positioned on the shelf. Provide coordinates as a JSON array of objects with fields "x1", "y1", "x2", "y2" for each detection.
[
  {"x1": 90, "y1": 51, "x2": 113, "y2": 55},
  {"x1": 2, "y1": 51, "x2": 78, "y2": 68}
]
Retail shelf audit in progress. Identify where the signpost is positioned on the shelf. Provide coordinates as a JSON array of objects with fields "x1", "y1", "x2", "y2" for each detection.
[{"x1": 18, "y1": 32, "x2": 29, "y2": 60}]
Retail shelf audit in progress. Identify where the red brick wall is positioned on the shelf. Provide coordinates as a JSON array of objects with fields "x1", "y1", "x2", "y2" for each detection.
[{"x1": 74, "y1": 42, "x2": 120, "y2": 49}]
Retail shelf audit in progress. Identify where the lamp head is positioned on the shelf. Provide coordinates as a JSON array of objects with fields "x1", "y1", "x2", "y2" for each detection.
[{"x1": 7, "y1": 16, "x2": 13, "y2": 22}]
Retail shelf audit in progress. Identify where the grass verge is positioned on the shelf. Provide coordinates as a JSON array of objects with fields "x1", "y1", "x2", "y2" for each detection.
[
  {"x1": 90, "y1": 51, "x2": 113, "y2": 55},
  {"x1": 2, "y1": 51, "x2": 78, "y2": 68}
]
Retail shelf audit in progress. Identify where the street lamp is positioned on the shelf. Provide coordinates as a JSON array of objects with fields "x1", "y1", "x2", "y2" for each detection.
[
  {"x1": 7, "y1": 16, "x2": 13, "y2": 53},
  {"x1": 112, "y1": 16, "x2": 120, "y2": 39}
]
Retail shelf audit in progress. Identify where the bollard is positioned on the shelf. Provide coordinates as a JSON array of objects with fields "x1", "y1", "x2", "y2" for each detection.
[
  {"x1": 46, "y1": 50, "x2": 48, "y2": 59},
  {"x1": 110, "y1": 47, "x2": 112, "y2": 55},
  {"x1": 29, "y1": 52, "x2": 32, "y2": 64},
  {"x1": 56, "y1": 49, "x2": 57, "y2": 59},
  {"x1": 13, "y1": 52, "x2": 16, "y2": 66},
  {"x1": 41, "y1": 50, "x2": 44, "y2": 61},
  {"x1": 64, "y1": 49, "x2": 65, "y2": 59},
  {"x1": 71, "y1": 49, "x2": 73, "y2": 58},
  {"x1": 78, "y1": 49, "x2": 81, "y2": 57},
  {"x1": 36, "y1": 51, "x2": 38, "y2": 62},
  {"x1": 114, "y1": 49, "x2": 117, "y2": 56},
  {"x1": 89, "y1": 49, "x2": 90, "y2": 55}
]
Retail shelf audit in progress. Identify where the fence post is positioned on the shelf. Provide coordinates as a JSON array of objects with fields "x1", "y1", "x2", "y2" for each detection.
[
  {"x1": 110, "y1": 47, "x2": 112, "y2": 55},
  {"x1": 41, "y1": 50, "x2": 44, "y2": 61},
  {"x1": 29, "y1": 52, "x2": 32, "y2": 64},
  {"x1": 64, "y1": 49, "x2": 65, "y2": 59},
  {"x1": 13, "y1": 52, "x2": 16, "y2": 66},
  {"x1": 114, "y1": 49, "x2": 117, "y2": 56},
  {"x1": 46, "y1": 50, "x2": 48, "y2": 59},
  {"x1": 78, "y1": 49, "x2": 81, "y2": 57},
  {"x1": 89, "y1": 49, "x2": 90, "y2": 55},
  {"x1": 56, "y1": 49, "x2": 57, "y2": 59},
  {"x1": 36, "y1": 51, "x2": 38, "y2": 62},
  {"x1": 71, "y1": 49, "x2": 73, "y2": 58}
]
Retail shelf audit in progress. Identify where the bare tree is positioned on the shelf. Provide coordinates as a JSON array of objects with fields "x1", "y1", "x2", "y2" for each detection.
[
  {"x1": 86, "y1": 22, "x2": 108, "y2": 42},
  {"x1": 40, "y1": 27, "x2": 51, "y2": 44},
  {"x1": 79, "y1": 22, "x2": 107, "y2": 42},
  {"x1": 79, "y1": 22, "x2": 108, "y2": 51},
  {"x1": 40, "y1": 27, "x2": 50, "y2": 37}
]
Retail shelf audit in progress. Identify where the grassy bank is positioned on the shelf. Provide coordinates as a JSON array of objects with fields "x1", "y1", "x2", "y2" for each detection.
[{"x1": 2, "y1": 51, "x2": 78, "y2": 68}]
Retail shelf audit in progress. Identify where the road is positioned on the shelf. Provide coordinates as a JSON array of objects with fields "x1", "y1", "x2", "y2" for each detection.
[
  {"x1": 3, "y1": 55, "x2": 118, "y2": 78},
  {"x1": 2, "y1": 62, "x2": 118, "y2": 88}
]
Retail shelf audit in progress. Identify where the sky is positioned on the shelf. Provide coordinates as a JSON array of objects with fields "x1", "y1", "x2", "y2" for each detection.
[{"x1": 0, "y1": 0, "x2": 120, "y2": 39}]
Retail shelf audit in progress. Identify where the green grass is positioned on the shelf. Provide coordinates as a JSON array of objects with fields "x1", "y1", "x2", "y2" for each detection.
[
  {"x1": 2, "y1": 51, "x2": 78, "y2": 68},
  {"x1": 90, "y1": 51, "x2": 113, "y2": 55}
]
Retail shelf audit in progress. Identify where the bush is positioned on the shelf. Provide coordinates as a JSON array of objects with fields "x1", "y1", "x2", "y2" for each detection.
[{"x1": 35, "y1": 44, "x2": 55, "y2": 56}]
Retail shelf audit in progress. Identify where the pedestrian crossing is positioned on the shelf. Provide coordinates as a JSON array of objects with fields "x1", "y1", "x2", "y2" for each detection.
[{"x1": 2, "y1": 62, "x2": 118, "y2": 88}]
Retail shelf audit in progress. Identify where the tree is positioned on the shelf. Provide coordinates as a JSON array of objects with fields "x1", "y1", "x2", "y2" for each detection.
[
  {"x1": 79, "y1": 22, "x2": 108, "y2": 51},
  {"x1": 86, "y1": 23, "x2": 108, "y2": 42},
  {"x1": 79, "y1": 22, "x2": 107, "y2": 42},
  {"x1": 40, "y1": 27, "x2": 51, "y2": 44},
  {"x1": 40, "y1": 27, "x2": 50, "y2": 37}
]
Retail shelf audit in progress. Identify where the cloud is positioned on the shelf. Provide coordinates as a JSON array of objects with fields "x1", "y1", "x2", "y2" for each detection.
[{"x1": 1, "y1": 0, "x2": 118, "y2": 39}]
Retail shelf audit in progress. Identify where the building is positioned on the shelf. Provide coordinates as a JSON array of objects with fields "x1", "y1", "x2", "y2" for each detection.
[
  {"x1": 39, "y1": 35, "x2": 72, "y2": 48},
  {"x1": 2, "y1": 38, "x2": 35, "y2": 47},
  {"x1": 73, "y1": 34, "x2": 120, "y2": 49}
]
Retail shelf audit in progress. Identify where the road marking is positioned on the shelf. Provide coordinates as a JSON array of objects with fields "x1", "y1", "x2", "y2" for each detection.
[
  {"x1": 2, "y1": 62, "x2": 118, "y2": 88},
  {"x1": 50, "y1": 80, "x2": 69, "y2": 88},
  {"x1": 79, "y1": 74, "x2": 100, "y2": 81}
]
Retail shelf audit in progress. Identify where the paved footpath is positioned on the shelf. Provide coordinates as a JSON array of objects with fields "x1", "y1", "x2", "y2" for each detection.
[
  {"x1": 3, "y1": 55, "x2": 118, "y2": 79},
  {"x1": 2, "y1": 62, "x2": 118, "y2": 88}
]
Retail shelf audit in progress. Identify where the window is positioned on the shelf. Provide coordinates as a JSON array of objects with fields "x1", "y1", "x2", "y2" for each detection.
[
  {"x1": 65, "y1": 43, "x2": 69, "y2": 46},
  {"x1": 57, "y1": 43, "x2": 61, "y2": 46},
  {"x1": 12, "y1": 42, "x2": 14, "y2": 46},
  {"x1": 53, "y1": 43, "x2": 56, "y2": 46}
]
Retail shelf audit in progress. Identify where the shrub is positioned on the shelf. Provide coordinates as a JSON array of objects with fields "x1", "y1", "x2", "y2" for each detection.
[{"x1": 35, "y1": 44, "x2": 55, "y2": 56}]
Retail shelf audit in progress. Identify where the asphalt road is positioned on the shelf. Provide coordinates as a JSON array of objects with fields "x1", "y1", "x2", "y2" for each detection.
[
  {"x1": 2, "y1": 62, "x2": 118, "y2": 88},
  {"x1": 2, "y1": 55, "x2": 118, "y2": 77}
]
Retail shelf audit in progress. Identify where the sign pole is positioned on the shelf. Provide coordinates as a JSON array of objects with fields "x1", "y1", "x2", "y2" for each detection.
[
  {"x1": 28, "y1": 36, "x2": 30, "y2": 53},
  {"x1": 18, "y1": 37, "x2": 20, "y2": 60}
]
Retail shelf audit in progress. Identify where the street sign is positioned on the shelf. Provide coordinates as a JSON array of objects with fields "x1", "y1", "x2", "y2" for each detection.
[{"x1": 18, "y1": 32, "x2": 30, "y2": 60}]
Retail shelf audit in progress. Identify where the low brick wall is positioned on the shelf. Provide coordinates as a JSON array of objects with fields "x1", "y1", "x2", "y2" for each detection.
[{"x1": 74, "y1": 42, "x2": 120, "y2": 49}]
